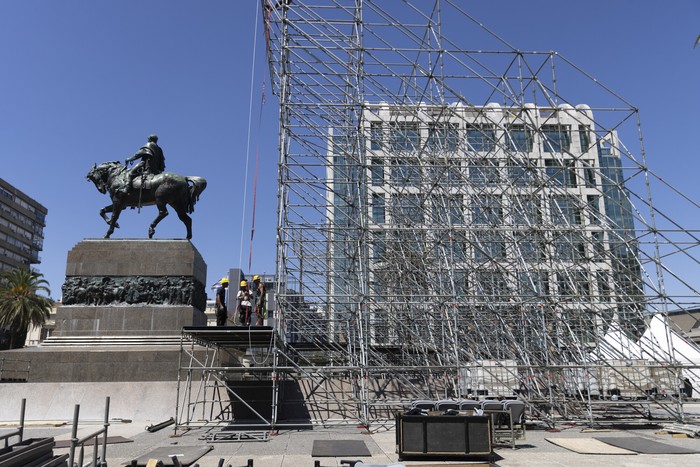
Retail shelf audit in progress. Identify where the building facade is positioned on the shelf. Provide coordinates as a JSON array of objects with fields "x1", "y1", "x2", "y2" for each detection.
[
  {"x1": 327, "y1": 103, "x2": 643, "y2": 358},
  {"x1": 0, "y1": 178, "x2": 47, "y2": 272}
]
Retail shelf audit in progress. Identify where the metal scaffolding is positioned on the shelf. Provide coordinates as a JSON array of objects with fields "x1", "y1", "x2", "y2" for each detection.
[{"x1": 240, "y1": 0, "x2": 700, "y2": 428}]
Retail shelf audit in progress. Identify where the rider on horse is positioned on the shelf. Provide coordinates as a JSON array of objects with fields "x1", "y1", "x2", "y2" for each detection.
[{"x1": 120, "y1": 134, "x2": 166, "y2": 196}]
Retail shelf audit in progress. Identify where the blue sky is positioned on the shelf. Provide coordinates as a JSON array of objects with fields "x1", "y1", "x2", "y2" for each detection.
[{"x1": 1, "y1": 1, "x2": 699, "y2": 300}]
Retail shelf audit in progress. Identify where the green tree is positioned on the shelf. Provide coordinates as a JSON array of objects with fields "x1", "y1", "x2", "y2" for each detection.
[{"x1": 0, "y1": 268, "x2": 52, "y2": 349}]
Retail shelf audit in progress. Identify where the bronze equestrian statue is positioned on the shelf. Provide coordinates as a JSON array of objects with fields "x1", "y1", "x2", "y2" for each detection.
[{"x1": 87, "y1": 161, "x2": 207, "y2": 240}]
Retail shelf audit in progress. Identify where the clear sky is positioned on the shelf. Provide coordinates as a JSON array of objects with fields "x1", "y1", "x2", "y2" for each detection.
[{"x1": 1, "y1": 1, "x2": 699, "y2": 300}]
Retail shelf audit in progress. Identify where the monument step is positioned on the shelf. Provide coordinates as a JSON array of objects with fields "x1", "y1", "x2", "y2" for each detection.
[{"x1": 40, "y1": 335, "x2": 185, "y2": 347}]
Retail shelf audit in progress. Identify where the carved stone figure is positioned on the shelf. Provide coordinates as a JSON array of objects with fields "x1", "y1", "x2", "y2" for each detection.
[
  {"x1": 62, "y1": 275, "x2": 206, "y2": 310},
  {"x1": 86, "y1": 161, "x2": 206, "y2": 239}
]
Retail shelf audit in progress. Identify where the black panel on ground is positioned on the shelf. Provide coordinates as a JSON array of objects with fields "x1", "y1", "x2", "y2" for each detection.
[
  {"x1": 595, "y1": 437, "x2": 700, "y2": 454},
  {"x1": 311, "y1": 440, "x2": 371, "y2": 457}
]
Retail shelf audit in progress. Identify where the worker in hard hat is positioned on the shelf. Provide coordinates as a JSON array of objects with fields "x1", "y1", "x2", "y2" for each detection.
[
  {"x1": 215, "y1": 277, "x2": 229, "y2": 326},
  {"x1": 252, "y1": 275, "x2": 266, "y2": 326},
  {"x1": 236, "y1": 280, "x2": 253, "y2": 326}
]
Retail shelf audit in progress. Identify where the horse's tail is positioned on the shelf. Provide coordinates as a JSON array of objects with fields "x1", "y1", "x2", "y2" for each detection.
[{"x1": 186, "y1": 176, "x2": 207, "y2": 214}]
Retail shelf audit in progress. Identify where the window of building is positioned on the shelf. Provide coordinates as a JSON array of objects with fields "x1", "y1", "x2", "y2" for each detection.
[
  {"x1": 370, "y1": 122, "x2": 383, "y2": 150},
  {"x1": 558, "y1": 270, "x2": 590, "y2": 301},
  {"x1": 591, "y1": 231, "x2": 605, "y2": 261},
  {"x1": 473, "y1": 230, "x2": 506, "y2": 261},
  {"x1": 372, "y1": 230, "x2": 386, "y2": 261},
  {"x1": 434, "y1": 230, "x2": 467, "y2": 262},
  {"x1": 545, "y1": 159, "x2": 577, "y2": 187},
  {"x1": 370, "y1": 158, "x2": 384, "y2": 186},
  {"x1": 574, "y1": 270, "x2": 591, "y2": 300},
  {"x1": 508, "y1": 157, "x2": 537, "y2": 187},
  {"x1": 393, "y1": 230, "x2": 426, "y2": 257},
  {"x1": 474, "y1": 271, "x2": 507, "y2": 297},
  {"x1": 518, "y1": 271, "x2": 549, "y2": 299},
  {"x1": 0, "y1": 217, "x2": 33, "y2": 240},
  {"x1": 507, "y1": 124, "x2": 534, "y2": 152},
  {"x1": 333, "y1": 196, "x2": 351, "y2": 226},
  {"x1": 390, "y1": 158, "x2": 421, "y2": 187},
  {"x1": 511, "y1": 195, "x2": 541, "y2": 226},
  {"x1": 468, "y1": 158, "x2": 499, "y2": 186},
  {"x1": 596, "y1": 271, "x2": 612, "y2": 302},
  {"x1": 541, "y1": 124, "x2": 571, "y2": 153},
  {"x1": 427, "y1": 159, "x2": 462, "y2": 187},
  {"x1": 389, "y1": 121, "x2": 420, "y2": 151},
  {"x1": 372, "y1": 194, "x2": 385, "y2": 223},
  {"x1": 466, "y1": 124, "x2": 496, "y2": 152},
  {"x1": 578, "y1": 125, "x2": 591, "y2": 152},
  {"x1": 551, "y1": 196, "x2": 582, "y2": 225},
  {"x1": 582, "y1": 160, "x2": 596, "y2": 188},
  {"x1": 391, "y1": 194, "x2": 423, "y2": 224},
  {"x1": 553, "y1": 231, "x2": 586, "y2": 261},
  {"x1": 427, "y1": 122, "x2": 459, "y2": 151},
  {"x1": 587, "y1": 195, "x2": 601, "y2": 225},
  {"x1": 514, "y1": 231, "x2": 545, "y2": 263},
  {"x1": 557, "y1": 272, "x2": 574, "y2": 297},
  {"x1": 471, "y1": 195, "x2": 502, "y2": 225},
  {"x1": 0, "y1": 187, "x2": 13, "y2": 201},
  {"x1": 333, "y1": 134, "x2": 350, "y2": 156},
  {"x1": 433, "y1": 195, "x2": 464, "y2": 225},
  {"x1": 453, "y1": 270, "x2": 469, "y2": 296},
  {"x1": 0, "y1": 231, "x2": 31, "y2": 253}
]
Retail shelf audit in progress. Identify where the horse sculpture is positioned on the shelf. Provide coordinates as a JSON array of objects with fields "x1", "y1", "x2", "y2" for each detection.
[{"x1": 87, "y1": 161, "x2": 207, "y2": 240}]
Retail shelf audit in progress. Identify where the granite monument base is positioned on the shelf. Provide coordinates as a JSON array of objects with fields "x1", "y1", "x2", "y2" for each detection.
[
  {"x1": 3, "y1": 346, "x2": 202, "y2": 382},
  {"x1": 7, "y1": 239, "x2": 208, "y2": 382},
  {"x1": 53, "y1": 305, "x2": 206, "y2": 336}
]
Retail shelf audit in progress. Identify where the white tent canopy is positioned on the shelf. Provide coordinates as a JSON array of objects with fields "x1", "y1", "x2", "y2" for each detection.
[{"x1": 592, "y1": 314, "x2": 700, "y2": 397}]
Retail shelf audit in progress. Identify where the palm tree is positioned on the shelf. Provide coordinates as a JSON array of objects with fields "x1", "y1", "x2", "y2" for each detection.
[{"x1": 0, "y1": 268, "x2": 53, "y2": 349}]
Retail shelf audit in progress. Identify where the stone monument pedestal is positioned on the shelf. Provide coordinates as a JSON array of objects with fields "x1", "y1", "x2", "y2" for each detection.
[
  {"x1": 54, "y1": 305, "x2": 203, "y2": 336},
  {"x1": 8, "y1": 239, "x2": 207, "y2": 382},
  {"x1": 57, "y1": 239, "x2": 207, "y2": 334}
]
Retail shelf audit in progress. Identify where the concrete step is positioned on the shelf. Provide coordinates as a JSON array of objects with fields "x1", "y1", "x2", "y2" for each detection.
[{"x1": 40, "y1": 335, "x2": 184, "y2": 347}]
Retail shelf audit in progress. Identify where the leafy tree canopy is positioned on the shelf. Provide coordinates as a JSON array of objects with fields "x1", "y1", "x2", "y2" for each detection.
[{"x1": 0, "y1": 268, "x2": 53, "y2": 349}]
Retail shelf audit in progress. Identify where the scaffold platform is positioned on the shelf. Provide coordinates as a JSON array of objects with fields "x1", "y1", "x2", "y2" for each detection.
[{"x1": 182, "y1": 326, "x2": 280, "y2": 350}]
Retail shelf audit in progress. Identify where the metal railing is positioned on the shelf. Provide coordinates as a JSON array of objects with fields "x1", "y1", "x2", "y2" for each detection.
[
  {"x1": 68, "y1": 396, "x2": 110, "y2": 467},
  {"x1": 0, "y1": 398, "x2": 25, "y2": 449}
]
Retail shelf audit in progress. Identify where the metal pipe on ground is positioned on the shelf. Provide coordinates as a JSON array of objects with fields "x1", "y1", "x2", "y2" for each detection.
[{"x1": 145, "y1": 417, "x2": 175, "y2": 433}]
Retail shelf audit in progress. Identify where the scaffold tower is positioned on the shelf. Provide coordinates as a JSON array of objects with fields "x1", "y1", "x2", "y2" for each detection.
[{"x1": 247, "y1": 0, "x2": 700, "y2": 428}]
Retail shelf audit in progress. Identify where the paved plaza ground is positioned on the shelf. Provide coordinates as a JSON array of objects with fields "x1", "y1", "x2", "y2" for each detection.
[
  {"x1": 2, "y1": 383, "x2": 700, "y2": 466},
  {"x1": 4, "y1": 417, "x2": 700, "y2": 466}
]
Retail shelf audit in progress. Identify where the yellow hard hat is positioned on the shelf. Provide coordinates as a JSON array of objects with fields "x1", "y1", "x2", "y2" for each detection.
[
  {"x1": 240, "y1": 280, "x2": 247, "y2": 287},
  {"x1": 253, "y1": 275, "x2": 260, "y2": 281},
  {"x1": 220, "y1": 277, "x2": 229, "y2": 284}
]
